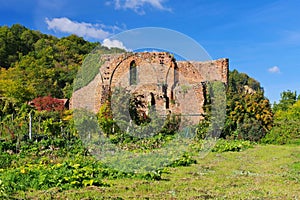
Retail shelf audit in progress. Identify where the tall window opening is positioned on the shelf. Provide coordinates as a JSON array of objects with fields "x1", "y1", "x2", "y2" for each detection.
[
  {"x1": 150, "y1": 92, "x2": 155, "y2": 106},
  {"x1": 162, "y1": 84, "x2": 169, "y2": 109},
  {"x1": 130, "y1": 60, "x2": 137, "y2": 85}
]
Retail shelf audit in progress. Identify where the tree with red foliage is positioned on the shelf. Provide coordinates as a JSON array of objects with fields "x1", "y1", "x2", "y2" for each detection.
[{"x1": 31, "y1": 95, "x2": 65, "y2": 112}]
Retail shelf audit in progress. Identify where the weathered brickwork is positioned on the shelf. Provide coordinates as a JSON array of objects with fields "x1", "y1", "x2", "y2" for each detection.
[{"x1": 71, "y1": 52, "x2": 228, "y2": 123}]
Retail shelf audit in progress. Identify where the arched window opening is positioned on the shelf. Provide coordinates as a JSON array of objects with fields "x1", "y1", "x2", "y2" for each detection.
[{"x1": 130, "y1": 60, "x2": 137, "y2": 85}]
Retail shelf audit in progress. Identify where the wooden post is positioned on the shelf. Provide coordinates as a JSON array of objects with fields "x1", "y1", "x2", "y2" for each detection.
[{"x1": 29, "y1": 112, "x2": 32, "y2": 140}]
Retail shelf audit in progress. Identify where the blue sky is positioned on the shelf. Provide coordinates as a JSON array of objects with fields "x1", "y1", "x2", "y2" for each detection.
[{"x1": 1, "y1": 0, "x2": 300, "y2": 103}]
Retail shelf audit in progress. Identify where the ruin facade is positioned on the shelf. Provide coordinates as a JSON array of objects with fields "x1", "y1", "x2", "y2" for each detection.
[{"x1": 71, "y1": 52, "x2": 228, "y2": 123}]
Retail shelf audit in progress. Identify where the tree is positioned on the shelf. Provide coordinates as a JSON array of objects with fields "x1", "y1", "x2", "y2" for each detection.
[
  {"x1": 97, "y1": 100, "x2": 116, "y2": 135},
  {"x1": 221, "y1": 70, "x2": 273, "y2": 141},
  {"x1": 0, "y1": 67, "x2": 35, "y2": 103},
  {"x1": 0, "y1": 23, "x2": 127, "y2": 142},
  {"x1": 31, "y1": 95, "x2": 65, "y2": 112},
  {"x1": 0, "y1": 24, "x2": 30, "y2": 68},
  {"x1": 263, "y1": 99, "x2": 300, "y2": 144},
  {"x1": 273, "y1": 90, "x2": 297, "y2": 112}
]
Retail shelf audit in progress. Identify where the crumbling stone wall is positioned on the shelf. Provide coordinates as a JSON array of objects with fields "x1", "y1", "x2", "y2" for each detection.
[{"x1": 71, "y1": 52, "x2": 228, "y2": 123}]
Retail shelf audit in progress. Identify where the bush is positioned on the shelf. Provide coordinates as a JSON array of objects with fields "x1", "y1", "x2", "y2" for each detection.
[
  {"x1": 0, "y1": 153, "x2": 16, "y2": 169},
  {"x1": 212, "y1": 139, "x2": 253, "y2": 152},
  {"x1": 0, "y1": 140, "x2": 16, "y2": 152},
  {"x1": 167, "y1": 153, "x2": 197, "y2": 167},
  {"x1": 0, "y1": 179, "x2": 8, "y2": 199},
  {"x1": 236, "y1": 117, "x2": 266, "y2": 142},
  {"x1": 262, "y1": 100, "x2": 300, "y2": 144}
]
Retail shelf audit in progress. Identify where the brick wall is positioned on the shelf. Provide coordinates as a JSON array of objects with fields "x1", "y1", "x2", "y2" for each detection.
[{"x1": 70, "y1": 52, "x2": 228, "y2": 122}]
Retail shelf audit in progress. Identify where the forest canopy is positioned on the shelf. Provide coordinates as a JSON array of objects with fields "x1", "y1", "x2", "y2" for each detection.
[{"x1": 0, "y1": 24, "x2": 124, "y2": 104}]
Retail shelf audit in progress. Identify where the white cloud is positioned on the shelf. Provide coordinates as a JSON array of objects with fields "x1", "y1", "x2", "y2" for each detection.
[
  {"x1": 102, "y1": 39, "x2": 128, "y2": 50},
  {"x1": 268, "y1": 66, "x2": 281, "y2": 74},
  {"x1": 109, "y1": 0, "x2": 171, "y2": 14},
  {"x1": 45, "y1": 17, "x2": 111, "y2": 40}
]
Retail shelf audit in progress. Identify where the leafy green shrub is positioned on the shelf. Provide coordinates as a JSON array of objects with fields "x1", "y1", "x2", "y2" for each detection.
[
  {"x1": 0, "y1": 179, "x2": 8, "y2": 199},
  {"x1": 0, "y1": 153, "x2": 15, "y2": 169},
  {"x1": 212, "y1": 139, "x2": 253, "y2": 152},
  {"x1": 167, "y1": 153, "x2": 197, "y2": 167},
  {"x1": 261, "y1": 128, "x2": 290, "y2": 145},
  {"x1": 139, "y1": 170, "x2": 163, "y2": 181},
  {"x1": 236, "y1": 117, "x2": 265, "y2": 142},
  {"x1": 262, "y1": 100, "x2": 300, "y2": 144},
  {"x1": 0, "y1": 140, "x2": 15, "y2": 152},
  {"x1": 196, "y1": 119, "x2": 210, "y2": 140}
]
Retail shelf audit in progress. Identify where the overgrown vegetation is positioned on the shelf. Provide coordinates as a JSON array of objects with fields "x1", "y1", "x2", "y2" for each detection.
[
  {"x1": 2, "y1": 144, "x2": 298, "y2": 199},
  {"x1": 0, "y1": 24, "x2": 299, "y2": 199},
  {"x1": 222, "y1": 70, "x2": 273, "y2": 142},
  {"x1": 262, "y1": 90, "x2": 300, "y2": 144},
  {"x1": 96, "y1": 86, "x2": 180, "y2": 151},
  {"x1": 0, "y1": 137, "x2": 169, "y2": 198}
]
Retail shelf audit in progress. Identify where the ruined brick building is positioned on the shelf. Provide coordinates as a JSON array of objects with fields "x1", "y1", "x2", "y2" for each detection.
[{"x1": 71, "y1": 52, "x2": 228, "y2": 123}]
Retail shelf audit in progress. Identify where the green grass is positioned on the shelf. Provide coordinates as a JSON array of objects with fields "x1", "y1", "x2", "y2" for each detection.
[{"x1": 17, "y1": 144, "x2": 300, "y2": 199}]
